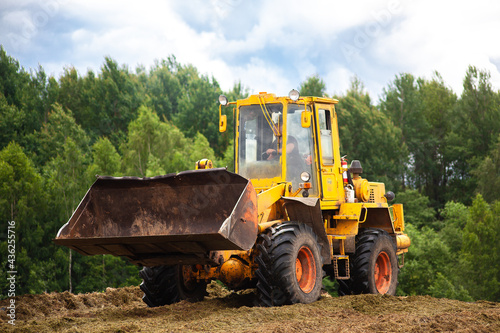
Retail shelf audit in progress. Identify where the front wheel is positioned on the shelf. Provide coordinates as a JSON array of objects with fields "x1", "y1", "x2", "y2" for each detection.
[
  {"x1": 256, "y1": 222, "x2": 324, "y2": 306},
  {"x1": 338, "y1": 228, "x2": 398, "y2": 296},
  {"x1": 139, "y1": 265, "x2": 207, "y2": 307}
]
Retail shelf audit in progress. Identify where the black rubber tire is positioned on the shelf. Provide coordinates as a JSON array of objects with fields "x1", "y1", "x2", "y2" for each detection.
[
  {"x1": 255, "y1": 222, "x2": 324, "y2": 306},
  {"x1": 335, "y1": 263, "x2": 352, "y2": 297},
  {"x1": 139, "y1": 265, "x2": 207, "y2": 307},
  {"x1": 337, "y1": 228, "x2": 398, "y2": 296},
  {"x1": 337, "y1": 277, "x2": 352, "y2": 297}
]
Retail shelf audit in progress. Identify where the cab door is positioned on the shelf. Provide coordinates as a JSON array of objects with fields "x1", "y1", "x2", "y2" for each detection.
[{"x1": 315, "y1": 104, "x2": 342, "y2": 204}]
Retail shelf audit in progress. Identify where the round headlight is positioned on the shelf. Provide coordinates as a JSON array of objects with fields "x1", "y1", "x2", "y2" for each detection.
[
  {"x1": 289, "y1": 89, "x2": 300, "y2": 101},
  {"x1": 219, "y1": 95, "x2": 228, "y2": 106},
  {"x1": 300, "y1": 171, "x2": 311, "y2": 182}
]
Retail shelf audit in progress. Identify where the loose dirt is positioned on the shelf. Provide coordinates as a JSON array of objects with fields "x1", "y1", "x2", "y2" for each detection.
[{"x1": 1, "y1": 282, "x2": 499, "y2": 332}]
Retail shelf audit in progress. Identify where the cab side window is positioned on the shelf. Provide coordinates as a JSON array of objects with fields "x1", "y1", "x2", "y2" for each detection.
[{"x1": 318, "y1": 109, "x2": 334, "y2": 165}]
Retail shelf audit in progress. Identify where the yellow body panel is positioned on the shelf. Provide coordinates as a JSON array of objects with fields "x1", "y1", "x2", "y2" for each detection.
[
  {"x1": 326, "y1": 203, "x2": 363, "y2": 236},
  {"x1": 257, "y1": 184, "x2": 286, "y2": 214},
  {"x1": 326, "y1": 220, "x2": 359, "y2": 236},
  {"x1": 392, "y1": 204, "x2": 405, "y2": 232},
  {"x1": 250, "y1": 177, "x2": 283, "y2": 192}
]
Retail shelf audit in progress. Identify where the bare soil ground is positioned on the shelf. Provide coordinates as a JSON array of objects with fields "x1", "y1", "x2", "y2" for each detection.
[{"x1": 1, "y1": 282, "x2": 499, "y2": 332}]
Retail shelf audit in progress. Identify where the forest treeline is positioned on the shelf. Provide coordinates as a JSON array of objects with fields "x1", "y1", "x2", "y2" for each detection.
[{"x1": 1, "y1": 46, "x2": 499, "y2": 302}]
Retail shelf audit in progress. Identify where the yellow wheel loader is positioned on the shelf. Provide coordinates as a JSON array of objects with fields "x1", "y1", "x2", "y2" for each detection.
[{"x1": 54, "y1": 90, "x2": 410, "y2": 307}]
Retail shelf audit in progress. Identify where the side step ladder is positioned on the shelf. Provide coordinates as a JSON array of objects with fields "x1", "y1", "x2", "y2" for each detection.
[
  {"x1": 333, "y1": 255, "x2": 350, "y2": 280},
  {"x1": 328, "y1": 235, "x2": 350, "y2": 280}
]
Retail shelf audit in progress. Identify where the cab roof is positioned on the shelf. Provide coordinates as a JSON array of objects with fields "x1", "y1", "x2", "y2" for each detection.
[{"x1": 236, "y1": 92, "x2": 339, "y2": 106}]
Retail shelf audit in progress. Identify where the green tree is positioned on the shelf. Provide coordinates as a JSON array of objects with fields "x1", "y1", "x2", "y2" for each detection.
[
  {"x1": 44, "y1": 137, "x2": 93, "y2": 292},
  {"x1": 0, "y1": 46, "x2": 29, "y2": 109},
  {"x1": 174, "y1": 65, "x2": 223, "y2": 156},
  {"x1": 57, "y1": 67, "x2": 102, "y2": 140},
  {"x1": 145, "y1": 58, "x2": 182, "y2": 122},
  {"x1": 0, "y1": 48, "x2": 56, "y2": 151},
  {"x1": 416, "y1": 73, "x2": 457, "y2": 207},
  {"x1": 299, "y1": 74, "x2": 327, "y2": 97},
  {"x1": 445, "y1": 67, "x2": 500, "y2": 204},
  {"x1": 122, "y1": 105, "x2": 191, "y2": 176},
  {"x1": 72, "y1": 255, "x2": 140, "y2": 294},
  {"x1": 0, "y1": 93, "x2": 24, "y2": 147},
  {"x1": 397, "y1": 224, "x2": 446, "y2": 296},
  {"x1": 394, "y1": 189, "x2": 436, "y2": 229},
  {"x1": 0, "y1": 142, "x2": 46, "y2": 238},
  {"x1": 427, "y1": 272, "x2": 472, "y2": 301},
  {"x1": 57, "y1": 58, "x2": 146, "y2": 146},
  {"x1": 439, "y1": 201, "x2": 468, "y2": 253},
  {"x1": 218, "y1": 139, "x2": 234, "y2": 171},
  {"x1": 397, "y1": 222, "x2": 471, "y2": 301},
  {"x1": 460, "y1": 195, "x2": 500, "y2": 301},
  {"x1": 24, "y1": 66, "x2": 56, "y2": 136},
  {"x1": 86, "y1": 137, "x2": 122, "y2": 178},
  {"x1": 427, "y1": 201, "x2": 472, "y2": 301},
  {"x1": 145, "y1": 154, "x2": 166, "y2": 177},
  {"x1": 122, "y1": 105, "x2": 168, "y2": 176},
  {"x1": 44, "y1": 137, "x2": 90, "y2": 224},
  {"x1": 0, "y1": 142, "x2": 48, "y2": 295},
  {"x1": 225, "y1": 81, "x2": 249, "y2": 101},
  {"x1": 34, "y1": 104, "x2": 90, "y2": 166},
  {"x1": 336, "y1": 77, "x2": 405, "y2": 191},
  {"x1": 189, "y1": 132, "x2": 216, "y2": 165},
  {"x1": 98, "y1": 57, "x2": 145, "y2": 137},
  {"x1": 380, "y1": 73, "x2": 427, "y2": 190},
  {"x1": 473, "y1": 134, "x2": 500, "y2": 203}
]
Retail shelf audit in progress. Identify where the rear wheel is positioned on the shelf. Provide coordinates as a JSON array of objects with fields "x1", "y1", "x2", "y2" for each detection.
[
  {"x1": 337, "y1": 228, "x2": 398, "y2": 296},
  {"x1": 256, "y1": 222, "x2": 323, "y2": 306},
  {"x1": 139, "y1": 265, "x2": 207, "y2": 307}
]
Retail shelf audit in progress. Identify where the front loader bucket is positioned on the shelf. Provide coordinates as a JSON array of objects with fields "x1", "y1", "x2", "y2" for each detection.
[{"x1": 54, "y1": 168, "x2": 258, "y2": 266}]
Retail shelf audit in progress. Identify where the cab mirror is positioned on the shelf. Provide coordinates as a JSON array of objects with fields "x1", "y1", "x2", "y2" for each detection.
[
  {"x1": 219, "y1": 114, "x2": 227, "y2": 132},
  {"x1": 301, "y1": 111, "x2": 311, "y2": 128}
]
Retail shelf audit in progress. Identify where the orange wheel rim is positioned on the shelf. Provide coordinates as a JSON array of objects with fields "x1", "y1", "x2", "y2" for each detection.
[
  {"x1": 374, "y1": 251, "x2": 392, "y2": 294},
  {"x1": 296, "y1": 258, "x2": 303, "y2": 282},
  {"x1": 296, "y1": 246, "x2": 316, "y2": 293}
]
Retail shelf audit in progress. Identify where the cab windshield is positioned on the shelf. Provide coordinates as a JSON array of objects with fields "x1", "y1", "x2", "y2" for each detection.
[
  {"x1": 238, "y1": 103, "x2": 282, "y2": 180},
  {"x1": 238, "y1": 102, "x2": 317, "y2": 195}
]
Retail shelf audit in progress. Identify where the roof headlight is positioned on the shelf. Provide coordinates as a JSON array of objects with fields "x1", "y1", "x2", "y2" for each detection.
[
  {"x1": 289, "y1": 89, "x2": 300, "y2": 101},
  {"x1": 219, "y1": 95, "x2": 228, "y2": 106}
]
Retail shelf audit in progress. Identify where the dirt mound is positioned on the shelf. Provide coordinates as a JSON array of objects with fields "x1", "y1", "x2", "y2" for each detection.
[
  {"x1": 1, "y1": 282, "x2": 499, "y2": 332},
  {"x1": 0, "y1": 286, "x2": 144, "y2": 321}
]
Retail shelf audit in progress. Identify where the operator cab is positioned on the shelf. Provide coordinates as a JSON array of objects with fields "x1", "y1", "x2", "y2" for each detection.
[{"x1": 236, "y1": 94, "x2": 318, "y2": 195}]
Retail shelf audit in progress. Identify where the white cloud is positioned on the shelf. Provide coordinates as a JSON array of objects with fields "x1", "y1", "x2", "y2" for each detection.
[
  {"x1": 2, "y1": 0, "x2": 500, "y2": 100},
  {"x1": 373, "y1": 0, "x2": 500, "y2": 94},
  {"x1": 324, "y1": 66, "x2": 355, "y2": 97},
  {"x1": 231, "y1": 57, "x2": 292, "y2": 95}
]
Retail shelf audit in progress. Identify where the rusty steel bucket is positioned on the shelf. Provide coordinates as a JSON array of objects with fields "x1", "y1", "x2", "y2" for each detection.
[{"x1": 53, "y1": 168, "x2": 258, "y2": 266}]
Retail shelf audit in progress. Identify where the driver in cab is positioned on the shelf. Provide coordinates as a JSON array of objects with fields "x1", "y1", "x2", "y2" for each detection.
[{"x1": 264, "y1": 121, "x2": 299, "y2": 162}]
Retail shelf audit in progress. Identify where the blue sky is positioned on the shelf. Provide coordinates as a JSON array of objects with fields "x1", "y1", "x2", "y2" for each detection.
[{"x1": 1, "y1": 0, "x2": 500, "y2": 101}]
